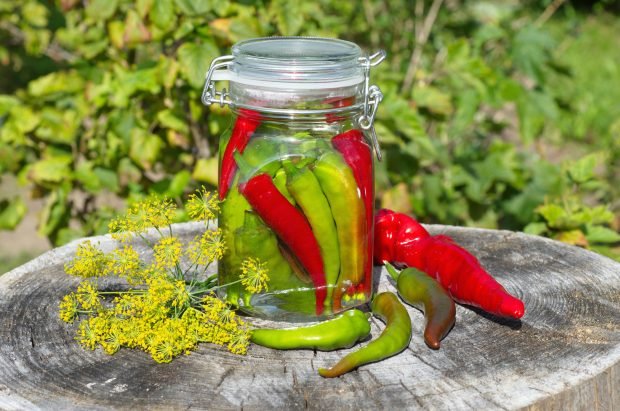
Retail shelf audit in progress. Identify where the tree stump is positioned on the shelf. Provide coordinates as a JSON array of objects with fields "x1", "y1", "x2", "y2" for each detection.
[{"x1": 0, "y1": 222, "x2": 618, "y2": 410}]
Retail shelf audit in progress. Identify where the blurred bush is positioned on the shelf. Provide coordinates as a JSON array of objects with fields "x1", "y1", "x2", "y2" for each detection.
[{"x1": 0, "y1": 0, "x2": 618, "y2": 259}]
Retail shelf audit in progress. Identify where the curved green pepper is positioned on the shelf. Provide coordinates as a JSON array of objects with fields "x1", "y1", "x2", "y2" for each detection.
[
  {"x1": 319, "y1": 292, "x2": 411, "y2": 378},
  {"x1": 284, "y1": 162, "x2": 340, "y2": 311},
  {"x1": 234, "y1": 211, "x2": 315, "y2": 314},
  {"x1": 237, "y1": 137, "x2": 281, "y2": 178},
  {"x1": 219, "y1": 175, "x2": 251, "y2": 306},
  {"x1": 313, "y1": 150, "x2": 366, "y2": 311},
  {"x1": 251, "y1": 309, "x2": 370, "y2": 351},
  {"x1": 273, "y1": 167, "x2": 296, "y2": 205},
  {"x1": 385, "y1": 263, "x2": 455, "y2": 349}
]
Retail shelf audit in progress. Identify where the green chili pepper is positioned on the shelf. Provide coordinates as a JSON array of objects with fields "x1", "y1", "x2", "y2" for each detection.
[
  {"x1": 318, "y1": 292, "x2": 412, "y2": 378},
  {"x1": 273, "y1": 168, "x2": 296, "y2": 205},
  {"x1": 251, "y1": 309, "x2": 371, "y2": 351},
  {"x1": 234, "y1": 138, "x2": 281, "y2": 179},
  {"x1": 385, "y1": 262, "x2": 455, "y2": 349},
  {"x1": 313, "y1": 150, "x2": 366, "y2": 311},
  {"x1": 283, "y1": 161, "x2": 340, "y2": 310},
  {"x1": 219, "y1": 175, "x2": 251, "y2": 306},
  {"x1": 235, "y1": 211, "x2": 315, "y2": 314}
]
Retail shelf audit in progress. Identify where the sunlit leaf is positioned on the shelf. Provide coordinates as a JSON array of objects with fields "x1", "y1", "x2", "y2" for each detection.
[
  {"x1": 0, "y1": 197, "x2": 27, "y2": 230},
  {"x1": 178, "y1": 41, "x2": 219, "y2": 88},
  {"x1": 86, "y1": 0, "x2": 119, "y2": 20}
]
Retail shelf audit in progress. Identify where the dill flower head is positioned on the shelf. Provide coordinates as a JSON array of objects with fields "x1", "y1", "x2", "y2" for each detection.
[
  {"x1": 64, "y1": 241, "x2": 108, "y2": 278},
  {"x1": 186, "y1": 186, "x2": 220, "y2": 222},
  {"x1": 227, "y1": 328, "x2": 250, "y2": 355},
  {"x1": 186, "y1": 229, "x2": 225, "y2": 266},
  {"x1": 153, "y1": 236, "x2": 182, "y2": 269},
  {"x1": 239, "y1": 257, "x2": 269, "y2": 293},
  {"x1": 106, "y1": 245, "x2": 141, "y2": 281},
  {"x1": 109, "y1": 197, "x2": 176, "y2": 241},
  {"x1": 59, "y1": 293, "x2": 79, "y2": 323},
  {"x1": 76, "y1": 281, "x2": 102, "y2": 311}
]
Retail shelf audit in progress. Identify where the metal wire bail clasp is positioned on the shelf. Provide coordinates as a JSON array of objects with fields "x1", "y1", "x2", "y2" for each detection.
[
  {"x1": 358, "y1": 50, "x2": 386, "y2": 161},
  {"x1": 201, "y1": 55, "x2": 234, "y2": 107}
]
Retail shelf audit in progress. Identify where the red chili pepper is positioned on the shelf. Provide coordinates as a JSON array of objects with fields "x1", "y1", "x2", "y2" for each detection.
[
  {"x1": 373, "y1": 208, "x2": 430, "y2": 264},
  {"x1": 374, "y1": 209, "x2": 525, "y2": 319},
  {"x1": 332, "y1": 130, "x2": 374, "y2": 297},
  {"x1": 325, "y1": 96, "x2": 355, "y2": 123},
  {"x1": 219, "y1": 109, "x2": 261, "y2": 200},
  {"x1": 239, "y1": 173, "x2": 327, "y2": 315}
]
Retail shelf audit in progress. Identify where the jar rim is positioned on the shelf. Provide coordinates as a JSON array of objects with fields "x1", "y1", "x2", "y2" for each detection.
[{"x1": 230, "y1": 37, "x2": 364, "y2": 84}]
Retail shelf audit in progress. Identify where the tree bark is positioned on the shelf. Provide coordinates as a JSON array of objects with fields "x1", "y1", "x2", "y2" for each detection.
[{"x1": 0, "y1": 223, "x2": 618, "y2": 410}]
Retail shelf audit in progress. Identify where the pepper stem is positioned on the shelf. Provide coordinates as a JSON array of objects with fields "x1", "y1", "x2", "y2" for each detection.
[{"x1": 384, "y1": 262, "x2": 400, "y2": 282}]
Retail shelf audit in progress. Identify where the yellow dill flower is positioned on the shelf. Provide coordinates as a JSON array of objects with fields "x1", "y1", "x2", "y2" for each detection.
[
  {"x1": 239, "y1": 257, "x2": 269, "y2": 293},
  {"x1": 202, "y1": 293, "x2": 229, "y2": 321},
  {"x1": 76, "y1": 281, "x2": 102, "y2": 311},
  {"x1": 153, "y1": 237, "x2": 182, "y2": 269},
  {"x1": 109, "y1": 197, "x2": 176, "y2": 241},
  {"x1": 217, "y1": 305, "x2": 236, "y2": 325},
  {"x1": 227, "y1": 329, "x2": 250, "y2": 355},
  {"x1": 65, "y1": 241, "x2": 109, "y2": 278},
  {"x1": 186, "y1": 229, "x2": 225, "y2": 266},
  {"x1": 171, "y1": 280, "x2": 189, "y2": 309},
  {"x1": 76, "y1": 319, "x2": 98, "y2": 350},
  {"x1": 186, "y1": 186, "x2": 220, "y2": 222},
  {"x1": 59, "y1": 293, "x2": 79, "y2": 323},
  {"x1": 106, "y1": 245, "x2": 142, "y2": 282},
  {"x1": 102, "y1": 328, "x2": 121, "y2": 355},
  {"x1": 150, "y1": 337, "x2": 175, "y2": 363},
  {"x1": 113, "y1": 294, "x2": 146, "y2": 317}
]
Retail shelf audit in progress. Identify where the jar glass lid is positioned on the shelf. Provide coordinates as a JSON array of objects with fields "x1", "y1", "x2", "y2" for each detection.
[{"x1": 227, "y1": 37, "x2": 364, "y2": 87}]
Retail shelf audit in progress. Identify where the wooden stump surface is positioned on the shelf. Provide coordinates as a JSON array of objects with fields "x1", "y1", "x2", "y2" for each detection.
[{"x1": 0, "y1": 222, "x2": 618, "y2": 410}]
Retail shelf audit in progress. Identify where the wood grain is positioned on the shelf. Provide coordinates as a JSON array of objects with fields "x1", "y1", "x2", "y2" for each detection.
[{"x1": 0, "y1": 222, "x2": 618, "y2": 410}]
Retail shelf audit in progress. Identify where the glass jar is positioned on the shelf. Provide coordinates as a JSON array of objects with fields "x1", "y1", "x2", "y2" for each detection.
[{"x1": 202, "y1": 37, "x2": 385, "y2": 321}]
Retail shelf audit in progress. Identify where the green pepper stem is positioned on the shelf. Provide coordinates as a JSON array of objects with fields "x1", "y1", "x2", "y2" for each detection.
[{"x1": 384, "y1": 262, "x2": 401, "y2": 282}]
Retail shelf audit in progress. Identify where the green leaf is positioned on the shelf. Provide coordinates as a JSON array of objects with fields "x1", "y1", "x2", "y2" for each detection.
[
  {"x1": 34, "y1": 108, "x2": 79, "y2": 144},
  {"x1": 86, "y1": 0, "x2": 119, "y2": 20},
  {"x1": 123, "y1": 10, "x2": 151, "y2": 46},
  {"x1": 38, "y1": 187, "x2": 71, "y2": 243},
  {"x1": 108, "y1": 20, "x2": 125, "y2": 48},
  {"x1": 523, "y1": 222, "x2": 548, "y2": 236},
  {"x1": 536, "y1": 204, "x2": 567, "y2": 229},
  {"x1": 23, "y1": 1, "x2": 49, "y2": 27},
  {"x1": 555, "y1": 229, "x2": 588, "y2": 247},
  {"x1": 586, "y1": 225, "x2": 620, "y2": 244},
  {"x1": 157, "y1": 109, "x2": 189, "y2": 133},
  {"x1": 0, "y1": 95, "x2": 20, "y2": 116},
  {"x1": 29, "y1": 157, "x2": 72, "y2": 185},
  {"x1": 413, "y1": 86, "x2": 453, "y2": 116},
  {"x1": 9, "y1": 105, "x2": 40, "y2": 134},
  {"x1": 512, "y1": 26, "x2": 555, "y2": 84},
  {"x1": 94, "y1": 167, "x2": 120, "y2": 192},
  {"x1": 136, "y1": 0, "x2": 154, "y2": 17},
  {"x1": 0, "y1": 197, "x2": 27, "y2": 230},
  {"x1": 178, "y1": 41, "x2": 219, "y2": 88},
  {"x1": 74, "y1": 161, "x2": 102, "y2": 193},
  {"x1": 129, "y1": 128, "x2": 163, "y2": 170},
  {"x1": 150, "y1": 0, "x2": 175, "y2": 30},
  {"x1": 192, "y1": 158, "x2": 218, "y2": 186},
  {"x1": 567, "y1": 153, "x2": 600, "y2": 184},
  {"x1": 174, "y1": 0, "x2": 213, "y2": 16},
  {"x1": 273, "y1": 0, "x2": 303, "y2": 36},
  {"x1": 168, "y1": 170, "x2": 192, "y2": 197},
  {"x1": 28, "y1": 71, "x2": 85, "y2": 97}
]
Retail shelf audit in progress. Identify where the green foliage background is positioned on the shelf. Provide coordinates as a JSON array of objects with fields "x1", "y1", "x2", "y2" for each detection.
[{"x1": 1, "y1": 0, "x2": 619, "y2": 259}]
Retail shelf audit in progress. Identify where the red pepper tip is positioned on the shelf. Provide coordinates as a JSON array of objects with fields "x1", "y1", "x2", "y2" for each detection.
[{"x1": 500, "y1": 298, "x2": 525, "y2": 319}]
